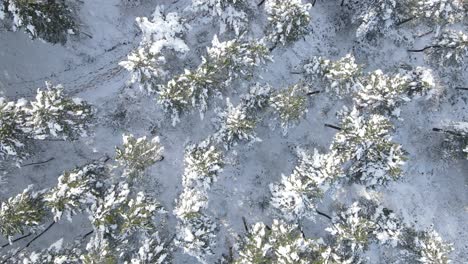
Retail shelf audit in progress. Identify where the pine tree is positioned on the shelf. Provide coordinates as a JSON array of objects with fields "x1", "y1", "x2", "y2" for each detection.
[
  {"x1": 173, "y1": 139, "x2": 224, "y2": 262},
  {"x1": 131, "y1": 232, "x2": 171, "y2": 263},
  {"x1": 371, "y1": 205, "x2": 403, "y2": 247},
  {"x1": 303, "y1": 54, "x2": 362, "y2": 98},
  {"x1": 18, "y1": 245, "x2": 83, "y2": 264},
  {"x1": 414, "y1": 228, "x2": 453, "y2": 264},
  {"x1": 90, "y1": 182, "x2": 163, "y2": 239},
  {"x1": 214, "y1": 98, "x2": 258, "y2": 149},
  {"x1": 119, "y1": 45, "x2": 167, "y2": 94},
  {"x1": 0, "y1": 84, "x2": 93, "y2": 163},
  {"x1": 81, "y1": 231, "x2": 118, "y2": 264},
  {"x1": 403, "y1": 66, "x2": 436, "y2": 97},
  {"x1": 234, "y1": 219, "x2": 322, "y2": 264},
  {"x1": 434, "y1": 121, "x2": 468, "y2": 159},
  {"x1": 354, "y1": 70, "x2": 411, "y2": 114},
  {"x1": 207, "y1": 35, "x2": 270, "y2": 85},
  {"x1": 325, "y1": 202, "x2": 375, "y2": 262},
  {"x1": 26, "y1": 82, "x2": 93, "y2": 140},
  {"x1": 191, "y1": 0, "x2": 249, "y2": 35},
  {"x1": 120, "y1": 6, "x2": 189, "y2": 93},
  {"x1": 265, "y1": 0, "x2": 311, "y2": 46},
  {"x1": 44, "y1": 162, "x2": 107, "y2": 222},
  {"x1": 409, "y1": 0, "x2": 465, "y2": 25},
  {"x1": 270, "y1": 84, "x2": 308, "y2": 134},
  {"x1": 158, "y1": 36, "x2": 269, "y2": 125},
  {"x1": 158, "y1": 64, "x2": 216, "y2": 126},
  {"x1": 0, "y1": 0, "x2": 76, "y2": 44},
  {"x1": 330, "y1": 107, "x2": 406, "y2": 187},
  {"x1": 115, "y1": 134, "x2": 164, "y2": 178},
  {"x1": 182, "y1": 140, "x2": 224, "y2": 190},
  {"x1": 344, "y1": 0, "x2": 404, "y2": 39},
  {"x1": 0, "y1": 185, "x2": 46, "y2": 240},
  {"x1": 240, "y1": 83, "x2": 272, "y2": 113},
  {"x1": 0, "y1": 97, "x2": 28, "y2": 161},
  {"x1": 425, "y1": 29, "x2": 468, "y2": 66},
  {"x1": 174, "y1": 212, "x2": 218, "y2": 263},
  {"x1": 270, "y1": 148, "x2": 341, "y2": 221}
]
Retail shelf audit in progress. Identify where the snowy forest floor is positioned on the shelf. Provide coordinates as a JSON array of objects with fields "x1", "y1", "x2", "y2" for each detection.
[{"x1": 0, "y1": 0, "x2": 467, "y2": 263}]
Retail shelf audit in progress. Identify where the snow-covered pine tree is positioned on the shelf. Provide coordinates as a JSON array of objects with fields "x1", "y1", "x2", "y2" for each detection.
[
  {"x1": 422, "y1": 29, "x2": 468, "y2": 66},
  {"x1": 330, "y1": 107, "x2": 406, "y2": 187},
  {"x1": 207, "y1": 35, "x2": 270, "y2": 85},
  {"x1": 323, "y1": 198, "x2": 415, "y2": 262},
  {"x1": 115, "y1": 134, "x2": 164, "y2": 179},
  {"x1": 371, "y1": 205, "x2": 404, "y2": 248},
  {"x1": 434, "y1": 121, "x2": 468, "y2": 159},
  {"x1": 131, "y1": 232, "x2": 171, "y2": 263},
  {"x1": 408, "y1": 0, "x2": 466, "y2": 25},
  {"x1": 158, "y1": 36, "x2": 269, "y2": 126},
  {"x1": 214, "y1": 98, "x2": 258, "y2": 149},
  {"x1": 119, "y1": 45, "x2": 167, "y2": 94},
  {"x1": 414, "y1": 228, "x2": 453, "y2": 264},
  {"x1": 344, "y1": 0, "x2": 404, "y2": 39},
  {"x1": 173, "y1": 186, "x2": 217, "y2": 261},
  {"x1": 234, "y1": 219, "x2": 323, "y2": 264},
  {"x1": 264, "y1": 0, "x2": 311, "y2": 46},
  {"x1": 90, "y1": 182, "x2": 164, "y2": 240},
  {"x1": 25, "y1": 82, "x2": 93, "y2": 140},
  {"x1": 303, "y1": 53, "x2": 363, "y2": 98},
  {"x1": 120, "y1": 6, "x2": 189, "y2": 94},
  {"x1": 0, "y1": 185, "x2": 45, "y2": 241},
  {"x1": 240, "y1": 83, "x2": 272, "y2": 113},
  {"x1": 325, "y1": 202, "x2": 375, "y2": 262},
  {"x1": 182, "y1": 139, "x2": 224, "y2": 190},
  {"x1": 0, "y1": 0, "x2": 76, "y2": 44},
  {"x1": 270, "y1": 84, "x2": 308, "y2": 134},
  {"x1": 191, "y1": 0, "x2": 249, "y2": 36},
  {"x1": 174, "y1": 211, "x2": 218, "y2": 263},
  {"x1": 0, "y1": 97, "x2": 28, "y2": 161},
  {"x1": 270, "y1": 148, "x2": 342, "y2": 221},
  {"x1": 158, "y1": 64, "x2": 216, "y2": 126},
  {"x1": 354, "y1": 70, "x2": 414, "y2": 115},
  {"x1": 44, "y1": 162, "x2": 107, "y2": 222},
  {"x1": 0, "y1": 84, "x2": 93, "y2": 163},
  {"x1": 173, "y1": 139, "x2": 224, "y2": 262},
  {"x1": 402, "y1": 66, "x2": 436, "y2": 98}
]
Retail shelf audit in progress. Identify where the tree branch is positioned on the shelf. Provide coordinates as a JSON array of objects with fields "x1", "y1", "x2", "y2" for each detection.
[
  {"x1": 455, "y1": 87, "x2": 468, "y2": 91},
  {"x1": 396, "y1": 16, "x2": 415, "y2": 26},
  {"x1": 316, "y1": 209, "x2": 332, "y2": 220},
  {"x1": 0, "y1": 233, "x2": 32, "y2": 249},
  {"x1": 290, "y1": 70, "x2": 305, "y2": 75},
  {"x1": 82, "y1": 230, "x2": 94, "y2": 240},
  {"x1": 432, "y1": 128, "x2": 464, "y2": 137},
  {"x1": 324, "y1": 123, "x2": 342, "y2": 130},
  {"x1": 307, "y1": 90, "x2": 322, "y2": 96},
  {"x1": 21, "y1": 157, "x2": 55, "y2": 167},
  {"x1": 24, "y1": 222, "x2": 55, "y2": 248},
  {"x1": 408, "y1": 45, "x2": 442, "y2": 52},
  {"x1": 257, "y1": 0, "x2": 266, "y2": 6},
  {"x1": 417, "y1": 30, "x2": 433, "y2": 38},
  {"x1": 242, "y1": 216, "x2": 249, "y2": 233}
]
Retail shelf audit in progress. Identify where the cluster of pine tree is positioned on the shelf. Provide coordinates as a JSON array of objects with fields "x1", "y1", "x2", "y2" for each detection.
[{"x1": 1, "y1": 0, "x2": 465, "y2": 263}]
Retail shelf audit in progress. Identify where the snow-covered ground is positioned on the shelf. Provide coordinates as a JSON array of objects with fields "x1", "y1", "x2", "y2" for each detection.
[{"x1": 0, "y1": 0, "x2": 466, "y2": 263}]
